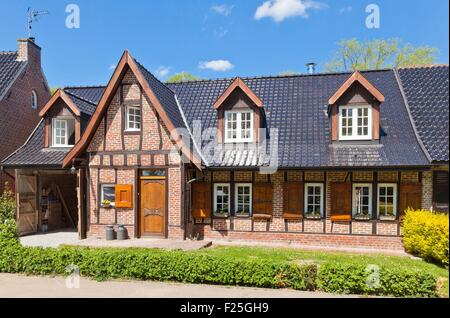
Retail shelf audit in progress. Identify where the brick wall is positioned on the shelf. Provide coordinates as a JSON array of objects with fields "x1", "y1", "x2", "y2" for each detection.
[
  {"x1": 86, "y1": 68, "x2": 183, "y2": 239},
  {"x1": 0, "y1": 39, "x2": 51, "y2": 193}
]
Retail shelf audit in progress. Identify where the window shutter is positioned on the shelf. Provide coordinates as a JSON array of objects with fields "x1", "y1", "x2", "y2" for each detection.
[
  {"x1": 253, "y1": 183, "x2": 273, "y2": 218},
  {"x1": 330, "y1": 182, "x2": 352, "y2": 221},
  {"x1": 399, "y1": 183, "x2": 422, "y2": 215},
  {"x1": 283, "y1": 182, "x2": 304, "y2": 219},
  {"x1": 115, "y1": 184, "x2": 133, "y2": 208},
  {"x1": 191, "y1": 183, "x2": 211, "y2": 218}
]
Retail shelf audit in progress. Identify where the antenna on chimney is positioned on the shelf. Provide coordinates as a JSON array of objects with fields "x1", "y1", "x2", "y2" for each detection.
[{"x1": 27, "y1": 7, "x2": 49, "y2": 38}]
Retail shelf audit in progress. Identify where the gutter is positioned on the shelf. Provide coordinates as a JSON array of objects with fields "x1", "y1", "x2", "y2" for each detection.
[{"x1": 393, "y1": 68, "x2": 433, "y2": 163}]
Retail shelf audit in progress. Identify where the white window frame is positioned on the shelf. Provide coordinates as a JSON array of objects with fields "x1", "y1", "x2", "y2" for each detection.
[
  {"x1": 213, "y1": 183, "x2": 230, "y2": 216},
  {"x1": 304, "y1": 183, "x2": 324, "y2": 217},
  {"x1": 234, "y1": 183, "x2": 252, "y2": 216},
  {"x1": 125, "y1": 105, "x2": 141, "y2": 131},
  {"x1": 338, "y1": 105, "x2": 373, "y2": 140},
  {"x1": 101, "y1": 184, "x2": 116, "y2": 207},
  {"x1": 52, "y1": 118, "x2": 69, "y2": 147},
  {"x1": 352, "y1": 183, "x2": 373, "y2": 217},
  {"x1": 377, "y1": 183, "x2": 397, "y2": 218},
  {"x1": 31, "y1": 90, "x2": 38, "y2": 109},
  {"x1": 224, "y1": 110, "x2": 253, "y2": 143}
]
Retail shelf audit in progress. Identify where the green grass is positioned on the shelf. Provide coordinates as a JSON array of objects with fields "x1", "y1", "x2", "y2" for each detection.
[{"x1": 193, "y1": 246, "x2": 449, "y2": 297}]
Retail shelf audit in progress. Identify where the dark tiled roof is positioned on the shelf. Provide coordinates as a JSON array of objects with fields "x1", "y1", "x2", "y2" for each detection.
[
  {"x1": 64, "y1": 86, "x2": 105, "y2": 105},
  {"x1": 169, "y1": 69, "x2": 430, "y2": 168},
  {"x1": 0, "y1": 52, "x2": 27, "y2": 100},
  {"x1": 1, "y1": 120, "x2": 68, "y2": 167},
  {"x1": 398, "y1": 66, "x2": 449, "y2": 162},
  {"x1": 64, "y1": 87, "x2": 105, "y2": 116}
]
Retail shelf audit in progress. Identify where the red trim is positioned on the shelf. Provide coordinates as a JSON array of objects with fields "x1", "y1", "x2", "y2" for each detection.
[{"x1": 214, "y1": 77, "x2": 263, "y2": 109}]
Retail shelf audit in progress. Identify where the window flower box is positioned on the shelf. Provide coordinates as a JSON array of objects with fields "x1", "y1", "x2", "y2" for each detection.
[
  {"x1": 354, "y1": 214, "x2": 371, "y2": 220},
  {"x1": 101, "y1": 200, "x2": 113, "y2": 209},
  {"x1": 305, "y1": 213, "x2": 321, "y2": 220},
  {"x1": 379, "y1": 215, "x2": 396, "y2": 221},
  {"x1": 213, "y1": 210, "x2": 229, "y2": 218}
]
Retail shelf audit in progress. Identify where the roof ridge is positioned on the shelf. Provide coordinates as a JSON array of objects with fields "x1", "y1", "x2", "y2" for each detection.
[
  {"x1": 0, "y1": 51, "x2": 17, "y2": 55},
  {"x1": 398, "y1": 64, "x2": 449, "y2": 69},
  {"x1": 166, "y1": 68, "x2": 394, "y2": 85},
  {"x1": 64, "y1": 85, "x2": 106, "y2": 89}
]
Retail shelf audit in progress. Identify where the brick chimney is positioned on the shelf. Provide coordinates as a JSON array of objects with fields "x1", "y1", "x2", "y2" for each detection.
[{"x1": 17, "y1": 38, "x2": 41, "y2": 65}]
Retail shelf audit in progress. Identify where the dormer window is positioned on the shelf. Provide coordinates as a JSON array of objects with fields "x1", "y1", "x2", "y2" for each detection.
[
  {"x1": 52, "y1": 118, "x2": 75, "y2": 147},
  {"x1": 225, "y1": 110, "x2": 253, "y2": 143},
  {"x1": 338, "y1": 105, "x2": 372, "y2": 140}
]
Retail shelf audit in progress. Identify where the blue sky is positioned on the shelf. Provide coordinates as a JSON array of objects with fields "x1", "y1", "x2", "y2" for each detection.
[{"x1": 1, "y1": 0, "x2": 448, "y2": 87}]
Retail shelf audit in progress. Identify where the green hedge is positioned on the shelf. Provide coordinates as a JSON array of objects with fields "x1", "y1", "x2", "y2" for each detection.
[
  {"x1": 0, "y1": 221, "x2": 438, "y2": 297},
  {"x1": 402, "y1": 209, "x2": 449, "y2": 266},
  {"x1": 317, "y1": 262, "x2": 437, "y2": 298}
]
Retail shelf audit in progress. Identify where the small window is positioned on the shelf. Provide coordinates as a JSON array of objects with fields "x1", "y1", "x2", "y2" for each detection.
[
  {"x1": 125, "y1": 105, "x2": 141, "y2": 131},
  {"x1": 31, "y1": 90, "x2": 38, "y2": 109},
  {"x1": 224, "y1": 111, "x2": 253, "y2": 143},
  {"x1": 52, "y1": 118, "x2": 75, "y2": 147},
  {"x1": 213, "y1": 183, "x2": 230, "y2": 217},
  {"x1": 378, "y1": 184, "x2": 397, "y2": 218},
  {"x1": 339, "y1": 105, "x2": 372, "y2": 140},
  {"x1": 353, "y1": 184, "x2": 372, "y2": 218},
  {"x1": 304, "y1": 183, "x2": 324, "y2": 218},
  {"x1": 235, "y1": 183, "x2": 252, "y2": 216},
  {"x1": 101, "y1": 184, "x2": 116, "y2": 207}
]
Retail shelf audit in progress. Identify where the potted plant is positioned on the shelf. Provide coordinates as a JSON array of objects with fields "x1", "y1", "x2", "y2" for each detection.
[
  {"x1": 355, "y1": 212, "x2": 371, "y2": 220},
  {"x1": 214, "y1": 209, "x2": 229, "y2": 217},
  {"x1": 379, "y1": 213, "x2": 396, "y2": 221},
  {"x1": 235, "y1": 209, "x2": 250, "y2": 217},
  {"x1": 305, "y1": 211, "x2": 321, "y2": 219},
  {"x1": 101, "y1": 199, "x2": 112, "y2": 208}
]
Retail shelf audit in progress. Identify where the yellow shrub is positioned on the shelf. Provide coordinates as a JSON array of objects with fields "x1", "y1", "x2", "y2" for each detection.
[{"x1": 402, "y1": 209, "x2": 449, "y2": 266}]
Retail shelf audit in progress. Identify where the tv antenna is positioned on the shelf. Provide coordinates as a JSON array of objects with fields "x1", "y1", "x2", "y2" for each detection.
[{"x1": 27, "y1": 7, "x2": 49, "y2": 38}]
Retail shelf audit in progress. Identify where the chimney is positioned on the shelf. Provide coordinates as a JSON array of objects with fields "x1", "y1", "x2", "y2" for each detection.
[
  {"x1": 306, "y1": 62, "x2": 316, "y2": 75},
  {"x1": 17, "y1": 38, "x2": 41, "y2": 65}
]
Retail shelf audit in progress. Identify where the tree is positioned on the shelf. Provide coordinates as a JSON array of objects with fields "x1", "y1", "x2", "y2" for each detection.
[
  {"x1": 279, "y1": 70, "x2": 299, "y2": 76},
  {"x1": 167, "y1": 72, "x2": 200, "y2": 83},
  {"x1": 50, "y1": 87, "x2": 59, "y2": 95},
  {"x1": 326, "y1": 38, "x2": 438, "y2": 72}
]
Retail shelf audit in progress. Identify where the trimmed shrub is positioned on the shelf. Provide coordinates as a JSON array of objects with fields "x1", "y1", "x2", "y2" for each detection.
[
  {"x1": 317, "y1": 262, "x2": 437, "y2": 298},
  {"x1": 402, "y1": 209, "x2": 449, "y2": 266},
  {"x1": 0, "y1": 184, "x2": 16, "y2": 224}
]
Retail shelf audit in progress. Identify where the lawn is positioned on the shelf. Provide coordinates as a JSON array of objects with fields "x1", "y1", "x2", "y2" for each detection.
[{"x1": 194, "y1": 246, "x2": 449, "y2": 297}]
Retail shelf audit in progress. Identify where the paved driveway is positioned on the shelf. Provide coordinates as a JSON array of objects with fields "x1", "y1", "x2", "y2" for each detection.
[{"x1": 0, "y1": 274, "x2": 358, "y2": 298}]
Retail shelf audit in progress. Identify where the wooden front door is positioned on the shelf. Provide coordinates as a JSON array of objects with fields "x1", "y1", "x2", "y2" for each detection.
[{"x1": 140, "y1": 179, "x2": 166, "y2": 236}]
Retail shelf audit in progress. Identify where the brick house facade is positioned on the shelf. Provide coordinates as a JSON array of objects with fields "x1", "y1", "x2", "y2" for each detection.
[
  {"x1": 0, "y1": 38, "x2": 50, "y2": 193},
  {"x1": 2, "y1": 50, "x2": 448, "y2": 250}
]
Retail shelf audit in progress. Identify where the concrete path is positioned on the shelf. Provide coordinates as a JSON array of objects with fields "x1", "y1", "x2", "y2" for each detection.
[
  {"x1": 19, "y1": 230, "x2": 79, "y2": 248},
  {"x1": 0, "y1": 274, "x2": 358, "y2": 298}
]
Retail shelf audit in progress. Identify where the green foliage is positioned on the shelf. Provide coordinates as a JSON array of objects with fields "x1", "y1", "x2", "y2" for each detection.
[
  {"x1": 0, "y1": 183, "x2": 16, "y2": 223},
  {"x1": 50, "y1": 87, "x2": 59, "y2": 95},
  {"x1": 402, "y1": 209, "x2": 449, "y2": 266},
  {"x1": 317, "y1": 262, "x2": 437, "y2": 297},
  {"x1": 326, "y1": 38, "x2": 439, "y2": 72},
  {"x1": 166, "y1": 72, "x2": 201, "y2": 83}
]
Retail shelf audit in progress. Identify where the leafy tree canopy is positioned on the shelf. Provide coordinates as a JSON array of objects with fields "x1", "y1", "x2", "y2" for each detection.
[
  {"x1": 166, "y1": 72, "x2": 201, "y2": 83},
  {"x1": 326, "y1": 38, "x2": 439, "y2": 72}
]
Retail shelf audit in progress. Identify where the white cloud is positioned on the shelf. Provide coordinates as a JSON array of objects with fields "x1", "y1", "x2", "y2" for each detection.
[
  {"x1": 211, "y1": 4, "x2": 234, "y2": 16},
  {"x1": 109, "y1": 64, "x2": 117, "y2": 70},
  {"x1": 339, "y1": 6, "x2": 353, "y2": 14},
  {"x1": 155, "y1": 66, "x2": 171, "y2": 78},
  {"x1": 199, "y1": 60, "x2": 234, "y2": 72},
  {"x1": 254, "y1": 0, "x2": 326, "y2": 22}
]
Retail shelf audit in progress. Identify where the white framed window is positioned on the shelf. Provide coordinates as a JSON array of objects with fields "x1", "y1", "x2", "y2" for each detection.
[
  {"x1": 352, "y1": 183, "x2": 372, "y2": 218},
  {"x1": 378, "y1": 183, "x2": 397, "y2": 218},
  {"x1": 31, "y1": 90, "x2": 38, "y2": 109},
  {"x1": 213, "y1": 183, "x2": 230, "y2": 216},
  {"x1": 304, "y1": 183, "x2": 324, "y2": 218},
  {"x1": 101, "y1": 184, "x2": 116, "y2": 207},
  {"x1": 339, "y1": 105, "x2": 372, "y2": 140},
  {"x1": 125, "y1": 105, "x2": 141, "y2": 131},
  {"x1": 235, "y1": 183, "x2": 252, "y2": 216},
  {"x1": 224, "y1": 111, "x2": 253, "y2": 143},
  {"x1": 52, "y1": 118, "x2": 75, "y2": 147}
]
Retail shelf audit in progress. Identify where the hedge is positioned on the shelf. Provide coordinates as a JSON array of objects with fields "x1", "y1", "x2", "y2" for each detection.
[
  {"x1": 0, "y1": 221, "x2": 438, "y2": 297},
  {"x1": 402, "y1": 209, "x2": 449, "y2": 266}
]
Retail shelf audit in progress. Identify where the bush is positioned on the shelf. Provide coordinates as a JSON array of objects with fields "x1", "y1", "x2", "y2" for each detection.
[
  {"x1": 0, "y1": 183, "x2": 16, "y2": 224},
  {"x1": 402, "y1": 209, "x2": 449, "y2": 266},
  {"x1": 317, "y1": 262, "x2": 437, "y2": 298}
]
